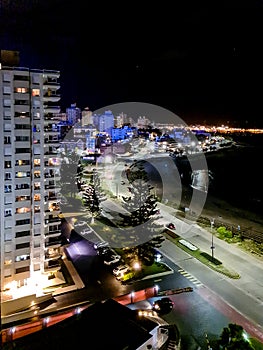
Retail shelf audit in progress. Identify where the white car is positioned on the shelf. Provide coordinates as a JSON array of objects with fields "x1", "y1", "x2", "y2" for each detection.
[
  {"x1": 74, "y1": 220, "x2": 87, "y2": 227},
  {"x1": 81, "y1": 228, "x2": 92, "y2": 235},
  {"x1": 113, "y1": 264, "x2": 130, "y2": 277},
  {"x1": 103, "y1": 249, "x2": 121, "y2": 266},
  {"x1": 93, "y1": 241, "x2": 109, "y2": 250}
]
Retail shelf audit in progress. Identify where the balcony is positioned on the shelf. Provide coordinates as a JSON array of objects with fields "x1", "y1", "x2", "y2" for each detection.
[
  {"x1": 43, "y1": 95, "x2": 60, "y2": 103},
  {"x1": 45, "y1": 238, "x2": 61, "y2": 248},
  {"x1": 45, "y1": 229, "x2": 61, "y2": 237},
  {"x1": 45, "y1": 250, "x2": 61, "y2": 261},
  {"x1": 43, "y1": 106, "x2": 60, "y2": 114},
  {"x1": 43, "y1": 259, "x2": 61, "y2": 273},
  {"x1": 45, "y1": 216, "x2": 61, "y2": 224}
]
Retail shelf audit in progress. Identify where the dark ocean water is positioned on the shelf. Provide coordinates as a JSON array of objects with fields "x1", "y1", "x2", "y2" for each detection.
[
  {"x1": 135, "y1": 133, "x2": 263, "y2": 216},
  {"x1": 193, "y1": 133, "x2": 263, "y2": 215}
]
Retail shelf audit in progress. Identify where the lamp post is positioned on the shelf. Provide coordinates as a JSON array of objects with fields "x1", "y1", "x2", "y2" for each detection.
[{"x1": 210, "y1": 218, "x2": 215, "y2": 262}]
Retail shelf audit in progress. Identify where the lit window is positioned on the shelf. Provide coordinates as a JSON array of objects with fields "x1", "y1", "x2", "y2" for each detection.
[
  {"x1": 15, "y1": 87, "x2": 28, "y2": 93},
  {"x1": 4, "y1": 259, "x2": 12, "y2": 265},
  {"x1": 34, "y1": 170, "x2": 41, "y2": 178},
  {"x1": 34, "y1": 159, "x2": 41, "y2": 166},
  {"x1": 16, "y1": 207, "x2": 31, "y2": 214},
  {"x1": 34, "y1": 182, "x2": 41, "y2": 190},
  {"x1": 32, "y1": 89, "x2": 40, "y2": 96},
  {"x1": 34, "y1": 194, "x2": 41, "y2": 201}
]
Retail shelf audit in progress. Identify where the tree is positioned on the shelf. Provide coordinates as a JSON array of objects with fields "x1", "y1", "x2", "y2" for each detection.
[
  {"x1": 118, "y1": 160, "x2": 164, "y2": 263},
  {"x1": 216, "y1": 323, "x2": 255, "y2": 349},
  {"x1": 82, "y1": 170, "x2": 106, "y2": 224},
  {"x1": 59, "y1": 152, "x2": 80, "y2": 198}
]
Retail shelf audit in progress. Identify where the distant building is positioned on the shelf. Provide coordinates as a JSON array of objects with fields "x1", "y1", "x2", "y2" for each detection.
[
  {"x1": 137, "y1": 115, "x2": 150, "y2": 128},
  {"x1": 111, "y1": 125, "x2": 133, "y2": 142},
  {"x1": 81, "y1": 107, "x2": 93, "y2": 126},
  {"x1": 66, "y1": 103, "x2": 81, "y2": 126},
  {"x1": 93, "y1": 110, "x2": 115, "y2": 133}
]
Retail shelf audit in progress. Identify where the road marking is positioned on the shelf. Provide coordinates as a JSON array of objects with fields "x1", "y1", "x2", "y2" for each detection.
[{"x1": 178, "y1": 269, "x2": 203, "y2": 287}]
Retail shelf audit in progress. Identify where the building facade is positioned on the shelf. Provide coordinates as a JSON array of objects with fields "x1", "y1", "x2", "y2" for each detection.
[{"x1": 0, "y1": 64, "x2": 62, "y2": 296}]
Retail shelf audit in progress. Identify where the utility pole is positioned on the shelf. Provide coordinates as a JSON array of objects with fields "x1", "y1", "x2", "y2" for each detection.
[{"x1": 210, "y1": 218, "x2": 215, "y2": 262}]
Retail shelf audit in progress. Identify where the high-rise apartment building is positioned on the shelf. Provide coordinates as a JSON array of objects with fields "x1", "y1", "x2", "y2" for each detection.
[{"x1": 0, "y1": 60, "x2": 62, "y2": 297}]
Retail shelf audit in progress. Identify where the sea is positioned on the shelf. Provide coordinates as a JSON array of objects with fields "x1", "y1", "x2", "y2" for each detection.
[
  {"x1": 187, "y1": 132, "x2": 263, "y2": 216},
  {"x1": 126, "y1": 132, "x2": 263, "y2": 217}
]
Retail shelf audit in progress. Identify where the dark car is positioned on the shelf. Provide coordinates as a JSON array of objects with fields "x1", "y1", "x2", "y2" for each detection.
[
  {"x1": 167, "y1": 223, "x2": 175, "y2": 230},
  {"x1": 152, "y1": 297, "x2": 174, "y2": 315},
  {"x1": 96, "y1": 246, "x2": 111, "y2": 256}
]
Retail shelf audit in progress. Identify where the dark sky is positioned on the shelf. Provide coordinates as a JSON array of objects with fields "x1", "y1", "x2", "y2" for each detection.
[{"x1": 1, "y1": 0, "x2": 263, "y2": 127}]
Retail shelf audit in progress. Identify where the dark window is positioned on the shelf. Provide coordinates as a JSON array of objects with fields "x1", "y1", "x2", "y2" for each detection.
[
  {"x1": 16, "y1": 231, "x2": 30, "y2": 238},
  {"x1": 16, "y1": 266, "x2": 30, "y2": 274},
  {"x1": 16, "y1": 219, "x2": 30, "y2": 226},
  {"x1": 16, "y1": 242, "x2": 30, "y2": 249}
]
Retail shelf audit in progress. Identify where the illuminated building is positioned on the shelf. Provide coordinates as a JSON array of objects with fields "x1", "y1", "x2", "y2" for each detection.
[{"x1": 0, "y1": 56, "x2": 62, "y2": 299}]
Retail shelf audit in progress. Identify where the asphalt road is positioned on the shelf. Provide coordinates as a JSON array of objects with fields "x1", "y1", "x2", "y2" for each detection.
[{"x1": 59, "y1": 226, "x2": 263, "y2": 348}]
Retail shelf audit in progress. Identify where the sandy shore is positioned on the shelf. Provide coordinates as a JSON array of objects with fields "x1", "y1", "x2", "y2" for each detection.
[
  {"x1": 200, "y1": 192, "x2": 263, "y2": 233},
  {"x1": 179, "y1": 185, "x2": 263, "y2": 234}
]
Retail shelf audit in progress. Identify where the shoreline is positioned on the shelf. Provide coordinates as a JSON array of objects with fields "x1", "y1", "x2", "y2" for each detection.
[{"x1": 200, "y1": 192, "x2": 263, "y2": 233}]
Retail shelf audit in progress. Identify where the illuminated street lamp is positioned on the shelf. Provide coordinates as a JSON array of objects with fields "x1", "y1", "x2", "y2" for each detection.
[
  {"x1": 133, "y1": 261, "x2": 141, "y2": 270},
  {"x1": 154, "y1": 284, "x2": 159, "y2": 296}
]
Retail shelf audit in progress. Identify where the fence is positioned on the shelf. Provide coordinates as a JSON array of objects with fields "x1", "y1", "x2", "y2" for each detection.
[{"x1": 196, "y1": 216, "x2": 263, "y2": 244}]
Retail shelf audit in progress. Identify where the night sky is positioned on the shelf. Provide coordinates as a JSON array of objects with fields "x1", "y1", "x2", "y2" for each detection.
[{"x1": 1, "y1": 0, "x2": 263, "y2": 127}]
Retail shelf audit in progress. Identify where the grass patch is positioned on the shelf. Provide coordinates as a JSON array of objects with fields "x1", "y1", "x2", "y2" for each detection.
[
  {"x1": 141, "y1": 262, "x2": 171, "y2": 275},
  {"x1": 250, "y1": 338, "x2": 263, "y2": 350},
  {"x1": 113, "y1": 247, "x2": 173, "y2": 282},
  {"x1": 200, "y1": 252, "x2": 222, "y2": 265}
]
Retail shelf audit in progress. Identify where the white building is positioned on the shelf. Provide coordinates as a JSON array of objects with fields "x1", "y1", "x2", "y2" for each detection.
[
  {"x1": 0, "y1": 61, "x2": 62, "y2": 298},
  {"x1": 93, "y1": 110, "x2": 115, "y2": 133}
]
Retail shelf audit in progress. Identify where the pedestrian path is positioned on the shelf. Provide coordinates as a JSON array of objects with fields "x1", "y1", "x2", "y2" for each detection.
[{"x1": 177, "y1": 269, "x2": 203, "y2": 287}]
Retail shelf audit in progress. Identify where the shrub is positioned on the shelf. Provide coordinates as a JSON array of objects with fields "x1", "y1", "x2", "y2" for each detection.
[{"x1": 217, "y1": 226, "x2": 232, "y2": 238}]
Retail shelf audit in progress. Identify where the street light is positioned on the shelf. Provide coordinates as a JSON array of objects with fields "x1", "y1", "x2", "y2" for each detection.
[
  {"x1": 210, "y1": 218, "x2": 215, "y2": 262},
  {"x1": 154, "y1": 284, "x2": 159, "y2": 296},
  {"x1": 130, "y1": 291, "x2": 135, "y2": 303}
]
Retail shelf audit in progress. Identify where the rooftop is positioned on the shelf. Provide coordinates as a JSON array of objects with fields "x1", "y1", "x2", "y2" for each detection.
[{"x1": 10, "y1": 299, "x2": 162, "y2": 350}]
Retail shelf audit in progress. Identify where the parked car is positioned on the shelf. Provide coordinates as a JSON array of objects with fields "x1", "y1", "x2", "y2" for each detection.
[
  {"x1": 96, "y1": 246, "x2": 111, "y2": 256},
  {"x1": 74, "y1": 220, "x2": 87, "y2": 227},
  {"x1": 152, "y1": 297, "x2": 174, "y2": 315},
  {"x1": 103, "y1": 249, "x2": 121, "y2": 266},
  {"x1": 93, "y1": 241, "x2": 109, "y2": 250},
  {"x1": 81, "y1": 228, "x2": 92, "y2": 235},
  {"x1": 118, "y1": 271, "x2": 136, "y2": 283},
  {"x1": 167, "y1": 223, "x2": 176, "y2": 230},
  {"x1": 153, "y1": 249, "x2": 163, "y2": 262},
  {"x1": 113, "y1": 264, "x2": 130, "y2": 277}
]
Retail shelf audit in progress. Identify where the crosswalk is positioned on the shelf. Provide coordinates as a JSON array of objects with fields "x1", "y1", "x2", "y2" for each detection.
[{"x1": 178, "y1": 269, "x2": 203, "y2": 287}]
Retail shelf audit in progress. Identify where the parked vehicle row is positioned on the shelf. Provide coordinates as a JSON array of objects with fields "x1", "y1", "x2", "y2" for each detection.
[
  {"x1": 93, "y1": 239, "x2": 164, "y2": 283},
  {"x1": 94, "y1": 241, "x2": 121, "y2": 266}
]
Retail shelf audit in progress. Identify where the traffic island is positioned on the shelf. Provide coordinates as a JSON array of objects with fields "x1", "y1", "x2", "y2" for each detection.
[{"x1": 164, "y1": 232, "x2": 240, "y2": 279}]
